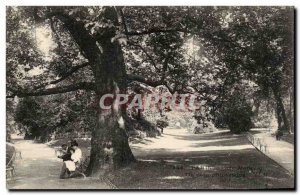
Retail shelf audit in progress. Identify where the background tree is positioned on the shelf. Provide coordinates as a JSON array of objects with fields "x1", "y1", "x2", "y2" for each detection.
[{"x1": 197, "y1": 7, "x2": 294, "y2": 133}]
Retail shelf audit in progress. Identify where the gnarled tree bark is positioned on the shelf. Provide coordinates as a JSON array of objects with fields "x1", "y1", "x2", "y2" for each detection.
[
  {"x1": 49, "y1": 7, "x2": 136, "y2": 176},
  {"x1": 272, "y1": 86, "x2": 290, "y2": 133}
]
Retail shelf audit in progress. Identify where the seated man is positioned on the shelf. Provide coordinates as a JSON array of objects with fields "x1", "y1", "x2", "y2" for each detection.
[
  {"x1": 57, "y1": 144, "x2": 71, "y2": 162},
  {"x1": 59, "y1": 142, "x2": 72, "y2": 179}
]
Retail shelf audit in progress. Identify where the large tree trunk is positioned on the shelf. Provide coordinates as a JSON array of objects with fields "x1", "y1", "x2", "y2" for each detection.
[
  {"x1": 86, "y1": 7, "x2": 135, "y2": 177},
  {"x1": 51, "y1": 6, "x2": 135, "y2": 177},
  {"x1": 272, "y1": 86, "x2": 290, "y2": 133}
]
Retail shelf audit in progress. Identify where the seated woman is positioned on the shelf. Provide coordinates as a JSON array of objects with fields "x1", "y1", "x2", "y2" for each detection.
[
  {"x1": 57, "y1": 144, "x2": 71, "y2": 161},
  {"x1": 64, "y1": 148, "x2": 77, "y2": 172}
]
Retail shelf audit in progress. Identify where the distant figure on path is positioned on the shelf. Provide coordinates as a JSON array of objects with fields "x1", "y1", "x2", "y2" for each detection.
[
  {"x1": 276, "y1": 130, "x2": 283, "y2": 140},
  {"x1": 157, "y1": 116, "x2": 169, "y2": 134}
]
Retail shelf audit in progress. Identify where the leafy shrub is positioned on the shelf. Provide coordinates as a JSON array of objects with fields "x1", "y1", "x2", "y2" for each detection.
[
  {"x1": 223, "y1": 92, "x2": 254, "y2": 134},
  {"x1": 156, "y1": 119, "x2": 169, "y2": 129}
]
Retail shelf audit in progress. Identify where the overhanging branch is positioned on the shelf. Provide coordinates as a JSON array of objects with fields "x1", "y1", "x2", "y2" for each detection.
[
  {"x1": 33, "y1": 62, "x2": 89, "y2": 90},
  {"x1": 125, "y1": 28, "x2": 190, "y2": 36},
  {"x1": 128, "y1": 41, "x2": 159, "y2": 71},
  {"x1": 49, "y1": 16, "x2": 63, "y2": 49},
  {"x1": 127, "y1": 74, "x2": 175, "y2": 93},
  {"x1": 7, "y1": 82, "x2": 96, "y2": 98},
  {"x1": 45, "y1": 9, "x2": 100, "y2": 66},
  {"x1": 118, "y1": 9, "x2": 160, "y2": 72},
  {"x1": 127, "y1": 74, "x2": 163, "y2": 87},
  {"x1": 125, "y1": 28, "x2": 237, "y2": 47}
]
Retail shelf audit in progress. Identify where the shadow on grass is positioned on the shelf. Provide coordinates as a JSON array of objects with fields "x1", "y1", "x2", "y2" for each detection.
[
  {"x1": 172, "y1": 131, "x2": 243, "y2": 141},
  {"x1": 130, "y1": 138, "x2": 154, "y2": 145},
  {"x1": 110, "y1": 147, "x2": 294, "y2": 189},
  {"x1": 115, "y1": 130, "x2": 294, "y2": 189}
]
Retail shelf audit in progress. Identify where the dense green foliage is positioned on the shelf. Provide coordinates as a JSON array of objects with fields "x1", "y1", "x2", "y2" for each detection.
[
  {"x1": 7, "y1": 7, "x2": 294, "y2": 136},
  {"x1": 223, "y1": 91, "x2": 254, "y2": 134},
  {"x1": 15, "y1": 91, "x2": 97, "y2": 141},
  {"x1": 6, "y1": 6, "x2": 294, "y2": 172}
]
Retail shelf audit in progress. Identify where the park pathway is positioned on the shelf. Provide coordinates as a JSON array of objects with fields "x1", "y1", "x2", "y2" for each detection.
[
  {"x1": 248, "y1": 130, "x2": 294, "y2": 175},
  {"x1": 131, "y1": 128, "x2": 255, "y2": 158},
  {"x1": 7, "y1": 129, "x2": 294, "y2": 189},
  {"x1": 124, "y1": 128, "x2": 294, "y2": 189},
  {"x1": 7, "y1": 139, "x2": 111, "y2": 190}
]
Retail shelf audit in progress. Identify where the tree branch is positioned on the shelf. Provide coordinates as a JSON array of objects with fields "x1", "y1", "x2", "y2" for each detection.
[
  {"x1": 33, "y1": 62, "x2": 89, "y2": 90},
  {"x1": 118, "y1": 8, "x2": 160, "y2": 72},
  {"x1": 45, "y1": 9, "x2": 100, "y2": 66},
  {"x1": 161, "y1": 53, "x2": 170, "y2": 82},
  {"x1": 125, "y1": 28, "x2": 189, "y2": 36},
  {"x1": 128, "y1": 41, "x2": 160, "y2": 71},
  {"x1": 127, "y1": 74, "x2": 175, "y2": 93},
  {"x1": 127, "y1": 74, "x2": 163, "y2": 87},
  {"x1": 7, "y1": 82, "x2": 95, "y2": 98},
  {"x1": 125, "y1": 28, "x2": 237, "y2": 48},
  {"x1": 49, "y1": 16, "x2": 63, "y2": 49},
  {"x1": 118, "y1": 7, "x2": 129, "y2": 40}
]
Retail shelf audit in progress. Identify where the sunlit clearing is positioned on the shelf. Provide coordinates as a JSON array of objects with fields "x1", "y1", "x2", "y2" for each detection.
[
  {"x1": 35, "y1": 26, "x2": 55, "y2": 56},
  {"x1": 28, "y1": 66, "x2": 44, "y2": 76},
  {"x1": 184, "y1": 37, "x2": 200, "y2": 59},
  {"x1": 162, "y1": 176, "x2": 185, "y2": 180}
]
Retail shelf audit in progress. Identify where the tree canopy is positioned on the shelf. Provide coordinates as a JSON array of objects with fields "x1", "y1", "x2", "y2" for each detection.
[{"x1": 6, "y1": 6, "x2": 294, "y2": 176}]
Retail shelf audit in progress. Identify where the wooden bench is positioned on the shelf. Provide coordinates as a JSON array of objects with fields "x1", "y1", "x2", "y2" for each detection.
[
  {"x1": 69, "y1": 157, "x2": 88, "y2": 179},
  {"x1": 15, "y1": 150, "x2": 22, "y2": 159},
  {"x1": 6, "y1": 151, "x2": 16, "y2": 180},
  {"x1": 56, "y1": 150, "x2": 88, "y2": 179}
]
